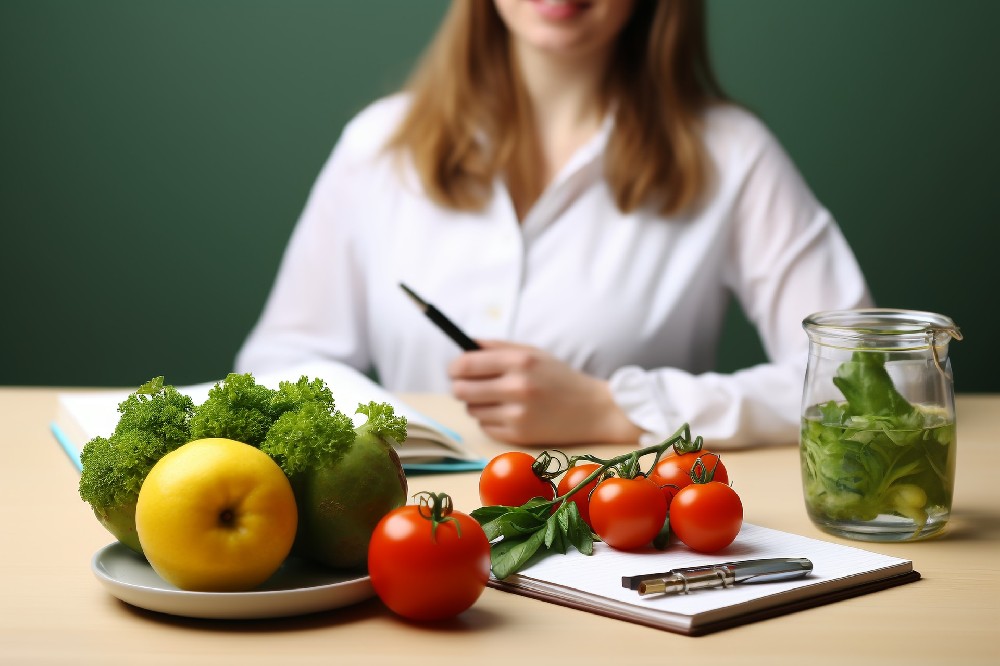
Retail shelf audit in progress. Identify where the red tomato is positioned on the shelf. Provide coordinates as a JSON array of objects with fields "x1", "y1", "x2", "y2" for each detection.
[
  {"x1": 479, "y1": 451, "x2": 555, "y2": 507},
  {"x1": 670, "y1": 481, "x2": 744, "y2": 553},
  {"x1": 649, "y1": 451, "x2": 729, "y2": 508},
  {"x1": 556, "y1": 463, "x2": 602, "y2": 526},
  {"x1": 368, "y1": 499, "x2": 491, "y2": 621},
  {"x1": 588, "y1": 477, "x2": 667, "y2": 551}
]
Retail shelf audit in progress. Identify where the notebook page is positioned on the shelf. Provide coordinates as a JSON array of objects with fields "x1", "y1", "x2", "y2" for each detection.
[{"x1": 502, "y1": 523, "x2": 911, "y2": 618}]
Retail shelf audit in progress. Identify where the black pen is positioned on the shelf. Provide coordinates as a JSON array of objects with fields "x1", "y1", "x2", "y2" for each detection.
[{"x1": 399, "y1": 283, "x2": 482, "y2": 351}]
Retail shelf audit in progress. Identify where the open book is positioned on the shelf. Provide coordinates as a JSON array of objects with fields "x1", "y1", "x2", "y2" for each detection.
[
  {"x1": 51, "y1": 360, "x2": 486, "y2": 474},
  {"x1": 491, "y1": 522, "x2": 918, "y2": 636}
]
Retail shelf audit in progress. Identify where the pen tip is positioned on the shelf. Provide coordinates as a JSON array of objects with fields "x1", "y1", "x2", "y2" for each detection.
[{"x1": 398, "y1": 283, "x2": 426, "y2": 308}]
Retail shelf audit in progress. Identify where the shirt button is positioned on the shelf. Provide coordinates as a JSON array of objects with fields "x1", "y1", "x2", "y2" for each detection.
[{"x1": 486, "y1": 306, "x2": 503, "y2": 320}]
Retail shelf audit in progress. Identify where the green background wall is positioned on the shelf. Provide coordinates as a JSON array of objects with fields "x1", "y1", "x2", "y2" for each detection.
[{"x1": 2, "y1": 1, "x2": 996, "y2": 391}]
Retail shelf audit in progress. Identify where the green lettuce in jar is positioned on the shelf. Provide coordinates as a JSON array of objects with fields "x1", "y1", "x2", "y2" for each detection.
[{"x1": 800, "y1": 352, "x2": 956, "y2": 534}]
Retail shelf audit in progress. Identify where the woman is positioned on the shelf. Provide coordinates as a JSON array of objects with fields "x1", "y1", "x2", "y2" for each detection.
[{"x1": 236, "y1": 0, "x2": 870, "y2": 448}]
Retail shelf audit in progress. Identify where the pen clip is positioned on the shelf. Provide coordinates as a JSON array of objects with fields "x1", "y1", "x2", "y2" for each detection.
[{"x1": 730, "y1": 557, "x2": 812, "y2": 584}]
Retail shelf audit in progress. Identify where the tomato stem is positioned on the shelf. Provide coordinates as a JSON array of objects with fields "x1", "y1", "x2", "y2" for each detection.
[
  {"x1": 415, "y1": 491, "x2": 462, "y2": 540},
  {"x1": 546, "y1": 423, "x2": 700, "y2": 510},
  {"x1": 689, "y1": 454, "x2": 723, "y2": 484},
  {"x1": 672, "y1": 432, "x2": 705, "y2": 456},
  {"x1": 530, "y1": 450, "x2": 568, "y2": 499},
  {"x1": 530, "y1": 450, "x2": 569, "y2": 480}
]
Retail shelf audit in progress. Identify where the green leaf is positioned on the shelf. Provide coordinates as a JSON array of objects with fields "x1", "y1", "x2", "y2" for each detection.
[
  {"x1": 520, "y1": 496, "x2": 556, "y2": 515},
  {"x1": 819, "y1": 400, "x2": 845, "y2": 424},
  {"x1": 556, "y1": 505, "x2": 570, "y2": 533},
  {"x1": 472, "y1": 505, "x2": 513, "y2": 539},
  {"x1": 833, "y1": 351, "x2": 915, "y2": 419},
  {"x1": 542, "y1": 515, "x2": 564, "y2": 553},
  {"x1": 471, "y1": 505, "x2": 510, "y2": 524},
  {"x1": 491, "y1": 530, "x2": 547, "y2": 580},
  {"x1": 479, "y1": 507, "x2": 548, "y2": 541},
  {"x1": 499, "y1": 510, "x2": 548, "y2": 537},
  {"x1": 564, "y1": 502, "x2": 594, "y2": 555},
  {"x1": 548, "y1": 509, "x2": 578, "y2": 554}
]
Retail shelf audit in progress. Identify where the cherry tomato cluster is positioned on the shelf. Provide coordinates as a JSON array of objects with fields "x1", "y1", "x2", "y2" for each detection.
[
  {"x1": 650, "y1": 452, "x2": 742, "y2": 553},
  {"x1": 479, "y1": 445, "x2": 743, "y2": 554},
  {"x1": 649, "y1": 451, "x2": 729, "y2": 509}
]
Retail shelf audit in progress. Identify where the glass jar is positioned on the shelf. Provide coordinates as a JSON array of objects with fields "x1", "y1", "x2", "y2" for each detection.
[{"x1": 799, "y1": 309, "x2": 962, "y2": 541}]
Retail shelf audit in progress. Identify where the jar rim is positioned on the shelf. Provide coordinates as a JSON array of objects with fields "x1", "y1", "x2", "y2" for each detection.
[{"x1": 803, "y1": 308, "x2": 961, "y2": 343}]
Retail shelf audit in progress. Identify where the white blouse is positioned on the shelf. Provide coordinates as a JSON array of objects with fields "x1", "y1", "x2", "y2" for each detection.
[{"x1": 235, "y1": 95, "x2": 871, "y2": 448}]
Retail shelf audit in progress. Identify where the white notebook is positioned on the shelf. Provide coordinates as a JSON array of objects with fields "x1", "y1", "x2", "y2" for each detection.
[
  {"x1": 490, "y1": 522, "x2": 917, "y2": 636},
  {"x1": 51, "y1": 360, "x2": 486, "y2": 473}
]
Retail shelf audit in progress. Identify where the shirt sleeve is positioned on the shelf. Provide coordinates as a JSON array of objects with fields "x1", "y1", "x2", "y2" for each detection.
[{"x1": 609, "y1": 110, "x2": 872, "y2": 449}]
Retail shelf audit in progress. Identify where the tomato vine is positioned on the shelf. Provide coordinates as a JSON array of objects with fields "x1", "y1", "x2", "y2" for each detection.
[{"x1": 470, "y1": 423, "x2": 707, "y2": 579}]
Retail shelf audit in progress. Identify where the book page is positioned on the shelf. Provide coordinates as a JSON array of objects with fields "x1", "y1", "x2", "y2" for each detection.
[
  {"x1": 52, "y1": 360, "x2": 481, "y2": 466},
  {"x1": 498, "y1": 523, "x2": 912, "y2": 626},
  {"x1": 237, "y1": 361, "x2": 474, "y2": 461}
]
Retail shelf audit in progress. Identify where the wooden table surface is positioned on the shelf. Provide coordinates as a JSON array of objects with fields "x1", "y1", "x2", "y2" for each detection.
[{"x1": 2, "y1": 387, "x2": 998, "y2": 665}]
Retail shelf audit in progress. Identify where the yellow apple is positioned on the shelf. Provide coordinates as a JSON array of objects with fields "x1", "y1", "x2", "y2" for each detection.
[{"x1": 135, "y1": 438, "x2": 298, "y2": 592}]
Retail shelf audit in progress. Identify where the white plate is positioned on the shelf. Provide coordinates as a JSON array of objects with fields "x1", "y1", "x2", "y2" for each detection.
[{"x1": 91, "y1": 542, "x2": 375, "y2": 620}]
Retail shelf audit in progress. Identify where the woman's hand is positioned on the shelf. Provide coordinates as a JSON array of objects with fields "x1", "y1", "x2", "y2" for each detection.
[{"x1": 447, "y1": 340, "x2": 642, "y2": 446}]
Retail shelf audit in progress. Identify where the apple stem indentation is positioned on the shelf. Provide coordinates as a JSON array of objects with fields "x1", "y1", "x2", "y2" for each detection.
[{"x1": 218, "y1": 508, "x2": 236, "y2": 527}]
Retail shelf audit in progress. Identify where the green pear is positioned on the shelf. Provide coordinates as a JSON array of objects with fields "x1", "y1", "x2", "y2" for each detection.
[{"x1": 290, "y1": 433, "x2": 407, "y2": 569}]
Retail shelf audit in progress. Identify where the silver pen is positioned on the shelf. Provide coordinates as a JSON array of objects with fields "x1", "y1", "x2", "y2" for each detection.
[{"x1": 622, "y1": 557, "x2": 813, "y2": 596}]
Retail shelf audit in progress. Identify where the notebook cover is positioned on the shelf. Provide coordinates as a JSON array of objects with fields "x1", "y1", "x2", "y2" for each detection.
[{"x1": 489, "y1": 569, "x2": 921, "y2": 636}]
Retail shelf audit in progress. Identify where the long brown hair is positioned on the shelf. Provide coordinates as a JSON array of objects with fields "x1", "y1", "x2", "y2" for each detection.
[{"x1": 386, "y1": 0, "x2": 725, "y2": 216}]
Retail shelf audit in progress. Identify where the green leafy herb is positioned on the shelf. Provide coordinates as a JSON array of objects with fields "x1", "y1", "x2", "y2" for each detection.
[{"x1": 801, "y1": 351, "x2": 955, "y2": 535}]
